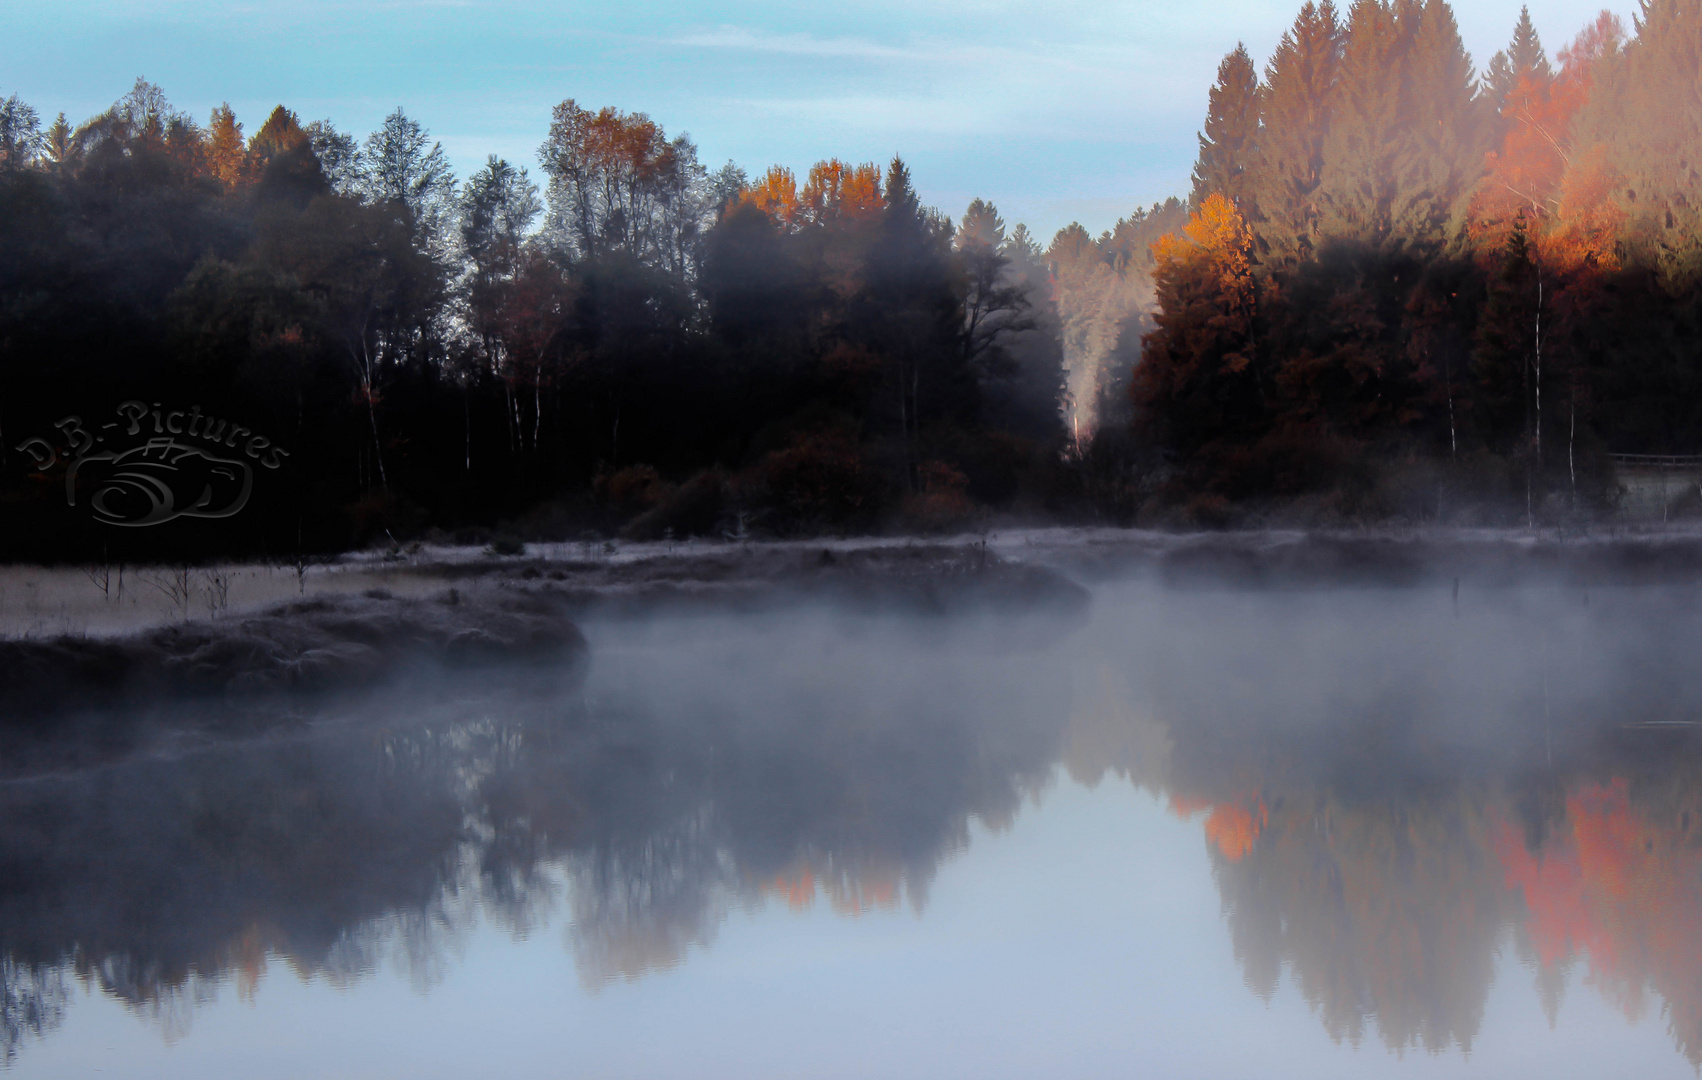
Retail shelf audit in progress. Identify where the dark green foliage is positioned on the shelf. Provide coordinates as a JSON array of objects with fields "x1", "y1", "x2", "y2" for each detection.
[
  {"x1": 1315, "y1": 0, "x2": 1407, "y2": 243},
  {"x1": 1472, "y1": 216, "x2": 1541, "y2": 453},
  {"x1": 1483, "y1": 7, "x2": 1551, "y2": 111},
  {"x1": 1192, "y1": 45, "x2": 1263, "y2": 213},
  {"x1": 1254, "y1": 1, "x2": 1343, "y2": 265}
]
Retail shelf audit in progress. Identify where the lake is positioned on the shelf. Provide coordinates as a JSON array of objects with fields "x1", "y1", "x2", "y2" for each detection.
[{"x1": 4, "y1": 568, "x2": 1701, "y2": 1078}]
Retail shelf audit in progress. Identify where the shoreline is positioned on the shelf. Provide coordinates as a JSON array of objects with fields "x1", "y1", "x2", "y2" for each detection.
[{"x1": 7, "y1": 524, "x2": 1702, "y2": 640}]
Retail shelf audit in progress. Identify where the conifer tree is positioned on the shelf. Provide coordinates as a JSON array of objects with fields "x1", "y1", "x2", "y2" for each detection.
[
  {"x1": 1570, "y1": 0, "x2": 1702, "y2": 279},
  {"x1": 1253, "y1": 1, "x2": 1343, "y2": 265},
  {"x1": 247, "y1": 106, "x2": 307, "y2": 166},
  {"x1": 1473, "y1": 212, "x2": 1541, "y2": 454},
  {"x1": 41, "y1": 112, "x2": 71, "y2": 168},
  {"x1": 869, "y1": 157, "x2": 970, "y2": 476},
  {"x1": 1484, "y1": 7, "x2": 1551, "y2": 111},
  {"x1": 1316, "y1": 0, "x2": 1406, "y2": 244},
  {"x1": 1390, "y1": 0, "x2": 1480, "y2": 247},
  {"x1": 1479, "y1": 7, "x2": 1552, "y2": 170},
  {"x1": 1192, "y1": 44, "x2": 1263, "y2": 215},
  {"x1": 245, "y1": 106, "x2": 325, "y2": 207}
]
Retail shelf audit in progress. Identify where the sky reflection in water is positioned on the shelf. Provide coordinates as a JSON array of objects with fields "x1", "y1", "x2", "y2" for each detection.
[{"x1": 4, "y1": 578, "x2": 1702, "y2": 1078}]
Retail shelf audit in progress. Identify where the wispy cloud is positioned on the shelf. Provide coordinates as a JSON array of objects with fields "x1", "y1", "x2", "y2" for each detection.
[
  {"x1": 669, "y1": 27, "x2": 922, "y2": 61},
  {"x1": 665, "y1": 24, "x2": 1179, "y2": 77},
  {"x1": 725, "y1": 93, "x2": 997, "y2": 135}
]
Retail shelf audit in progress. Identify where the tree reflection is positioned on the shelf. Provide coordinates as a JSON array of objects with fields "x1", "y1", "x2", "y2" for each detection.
[
  {"x1": 6, "y1": 587, "x2": 1702, "y2": 1065},
  {"x1": 1071, "y1": 582, "x2": 1702, "y2": 1062},
  {"x1": 0, "y1": 613, "x2": 1074, "y2": 1053},
  {"x1": 1, "y1": 960, "x2": 66, "y2": 1065}
]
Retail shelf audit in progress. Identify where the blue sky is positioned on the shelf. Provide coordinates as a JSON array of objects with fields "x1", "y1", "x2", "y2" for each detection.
[{"x1": 1, "y1": 1, "x2": 1630, "y2": 239}]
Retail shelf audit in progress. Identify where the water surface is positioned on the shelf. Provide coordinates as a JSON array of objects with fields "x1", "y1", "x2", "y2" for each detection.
[{"x1": 4, "y1": 576, "x2": 1702, "y2": 1078}]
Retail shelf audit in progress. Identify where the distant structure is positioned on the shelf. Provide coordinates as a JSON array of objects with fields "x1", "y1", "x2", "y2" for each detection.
[{"x1": 1612, "y1": 454, "x2": 1702, "y2": 520}]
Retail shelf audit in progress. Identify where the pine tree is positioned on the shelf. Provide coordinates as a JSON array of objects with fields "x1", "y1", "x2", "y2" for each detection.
[
  {"x1": 1478, "y1": 6, "x2": 1553, "y2": 182},
  {"x1": 869, "y1": 157, "x2": 969, "y2": 477},
  {"x1": 1390, "y1": 0, "x2": 1480, "y2": 247},
  {"x1": 1483, "y1": 7, "x2": 1551, "y2": 111},
  {"x1": 1192, "y1": 44, "x2": 1263, "y2": 214},
  {"x1": 1473, "y1": 212, "x2": 1541, "y2": 454},
  {"x1": 42, "y1": 112, "x2": 71, "y2": 168},
  {"x1": 245, "y1": 106, "x2": 325, "y2": 207},
  {"x1": 1570, "y1": 0, "x2": 1702, "y2": 280},
  {"x1": 1316, "y1": 0, "x2": 1406, "y2": 245},
  {"x1": 1253, "y1": 1, "x2": 1343, "y2": 265},
  {"x1": 247, "y1": 106, "x2": 307, "y2": 167}
]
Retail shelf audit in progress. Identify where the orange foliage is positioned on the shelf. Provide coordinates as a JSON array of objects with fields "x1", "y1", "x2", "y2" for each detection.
[
  {"x1": 763, "y1": 863, "x2": 901, "y2": 917},
  {"x1": 742, "y1": 159, "x2": 885, "y2": 230},
  {"x1": 769, "y1": 868, "x2": 816, "y2": 911},
  {"x1": 203, "y1": 104, "x2": 248, "y2": 191},
  {"x1": 1546, "y1": 142, "x2": 1624, "y2": 273},
  {"x1": 1494, "y1": 816, "x2": 1610, "y2": 970},
  {"x1": 1169, "y1": 789, "x2": 1268, "y2": 861},
  {"x1": 1496, "y1": 777, "x2": 1702, "y2": 1059},
  {"x1": 800, "y1": 159, "x2": 884, "y2": 223},
  {"x1": 1154, "y1": 192, "x2": 1255, "y2": 285},
  {"x1": 1146, "y1": 193, "x2": 1257, "y2": 378},
  {"x1": 741, "y1": 165, "x2": 799, "y2": 225},
  {"x1": 1204, "y1": 799, "x2": 1268, "y2": 861},
  {"x1": 1472, "y1": 13, "x2": 1625, "y2": 270}
]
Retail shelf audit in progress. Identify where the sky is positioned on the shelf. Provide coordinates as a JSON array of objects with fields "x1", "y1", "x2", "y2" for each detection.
[{"x1": 0, "y1": 0, "x2": 1633, "y2": 240}]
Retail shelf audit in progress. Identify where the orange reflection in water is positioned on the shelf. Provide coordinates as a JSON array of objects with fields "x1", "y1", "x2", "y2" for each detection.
[
  {"x1": 1496, "y1": 778, "x2": 1702, "y2": 1061},
  {"x1": 1169, "y1": 792, "x2": 1267, "y2": 861},
  {"x1": 763, "y1": 864, "x2": 902, "y2": 918}
]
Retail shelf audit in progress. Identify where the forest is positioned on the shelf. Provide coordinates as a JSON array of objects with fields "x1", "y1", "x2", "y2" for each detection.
[{"x1": 1, "y1": 0, "x2": 1700, "y2": 558}]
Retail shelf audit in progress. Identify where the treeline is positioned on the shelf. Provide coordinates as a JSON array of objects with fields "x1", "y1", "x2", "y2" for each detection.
[
  {"x1": 1135, "y1": 0, "x2": 1702, "y2": 523},
  {"x1": 0, "y1": 84, "x2": 1122, "y2": 559},
  {"x1": 6, "y1": 1, "x2": 1702, "y2": 555}
]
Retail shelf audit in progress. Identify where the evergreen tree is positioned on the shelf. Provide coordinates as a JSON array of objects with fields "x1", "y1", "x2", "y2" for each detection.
[
  {"x1": 247, "y1": 106, "x2": 307, "y2": 167},
  {"x1": 1483, "y1": 7, "x2": 1551, "y2": 110},
  {"x1": 246, "y1": 106, "x2": 326, "y2": 208},
  {"x1": 1479, "y1": 7, "x2": 1553, "y2": 176},
  {"x1": 958, "y1": 199, "x2": 1028, "y2": 369},
  {"x1": 1316, "y1": 0, "x2": 1407, "y2": 245},
  {"x1": 867, "y1": 157, "x2": 973, "y2": 476},
  {"x1": 41, "y1": 113, "x2": 71, "y2": 169},
  {"x1": 1473, "y1": 213, "x2": 1541, "y2": 453},
  {"x1": 1570, "y1": 0, "x2": 1702, "y2": 280},
  {"x1": 1192, "y1": 44, "x2": 1263, "y2": 214},
  {"x1": 1253, "y1": 1, "x2": 1343, "y2": 265},
  {"x1": 1390, "y1": 0, "x2": 1480, "y2": 247}
]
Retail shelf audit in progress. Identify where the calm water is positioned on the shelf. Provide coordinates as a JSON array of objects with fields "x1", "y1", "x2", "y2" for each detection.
[{"x1": 5, "y1": 576, "x2": 1702, "y2": 1078}]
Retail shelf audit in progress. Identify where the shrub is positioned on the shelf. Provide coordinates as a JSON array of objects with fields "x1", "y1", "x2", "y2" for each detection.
[
  {"x1": 899, "y1": 461, "x2": 975, "y2": 533},
  {"x1": 621, "y1": 471, "x2": 728, "y2": 539},
  {"x1": 760, "y1": 433, "x2": 876, "y2": 531}
]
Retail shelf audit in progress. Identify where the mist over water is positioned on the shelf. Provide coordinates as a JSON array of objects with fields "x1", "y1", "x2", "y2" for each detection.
[{"x1": 4, "y1": 569, "x2": 1702, "y2": 1077}]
